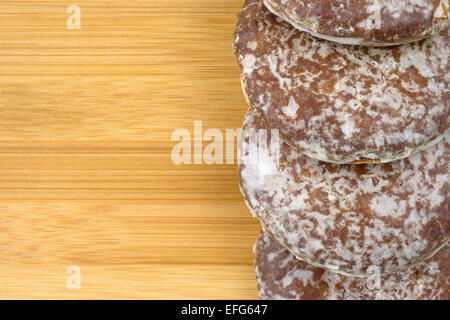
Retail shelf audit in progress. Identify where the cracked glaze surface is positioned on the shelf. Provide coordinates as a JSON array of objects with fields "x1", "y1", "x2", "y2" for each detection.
[
  {"x1": 233, "y1": 0, "x2": 449, "y2": 164},
  {"x1": 238, "y1": 112, "x2": 449, "y2": 276},
  {"x1": 255, "y1": 231, "x2": 450, "y2": 300},
  {"x1": 264, "y1": 0, "x2": 449, "y2": 46}
]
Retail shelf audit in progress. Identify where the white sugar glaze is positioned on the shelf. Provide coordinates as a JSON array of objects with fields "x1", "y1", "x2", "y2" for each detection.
[
  {"x1": 264, "y1": 0, "x2": 449, "y2": 46},
  {"x1": 233, "y1": 0, "x2": 450, "y2": 164},
  {"x1": 255, "y1": 231, "x2": 450, "y2": 300},
  {"x1": 239, "y1": 111, "x2": 449, "y2": 276}
]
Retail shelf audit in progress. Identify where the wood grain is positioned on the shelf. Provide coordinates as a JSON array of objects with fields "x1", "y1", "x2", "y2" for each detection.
[{"x1": 0, "y1": 0, "x2": 259, "y2": 299}]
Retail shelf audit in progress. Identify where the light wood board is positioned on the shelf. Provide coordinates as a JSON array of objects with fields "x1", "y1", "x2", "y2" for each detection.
[{"x1": 0, "y1": 0, "x2": 260, "y2": 299}]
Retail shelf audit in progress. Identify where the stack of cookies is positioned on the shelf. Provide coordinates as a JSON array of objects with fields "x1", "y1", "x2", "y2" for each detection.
[{"x1": 233, "y1": 0, "x2": 449, "y2": 300}]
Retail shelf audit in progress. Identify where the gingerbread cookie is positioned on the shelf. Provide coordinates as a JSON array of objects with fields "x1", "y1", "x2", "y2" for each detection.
[
  {"x1": 263, "y1": 0, "x2": 449, "y2": 46},
  {"x1": 233, "y1": 0, "x2": 449, "y2": 164},
  {"x1": 238, "y1": 111, "x2": 449, "y2": 276},
  {"x1": 255, "y1": 231, "x2": 449, "y2": 300}
]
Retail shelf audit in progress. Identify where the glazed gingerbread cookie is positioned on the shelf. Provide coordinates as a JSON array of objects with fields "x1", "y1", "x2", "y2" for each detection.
[
  {"x1": 233, "y1": 0, "x2": 449, "y2": 164},
  {"x1": 263, "y1": 0, "x2": 449, "y2": 46},
  {"x1": 255, "y1": 231, "x2": 449, "y2": 300},
  {"x1": 238, "y1": 111, "x2": 449, "y2": 276}
]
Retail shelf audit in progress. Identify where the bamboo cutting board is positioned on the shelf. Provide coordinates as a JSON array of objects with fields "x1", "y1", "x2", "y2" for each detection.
[{"x1": 0, "y1": 0, "x2": 260, "y2": 299}]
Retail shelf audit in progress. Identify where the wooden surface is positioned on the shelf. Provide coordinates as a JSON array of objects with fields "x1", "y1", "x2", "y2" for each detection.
[{"x1": 0, "y1": 0, "x2": 260, "y2": 299}]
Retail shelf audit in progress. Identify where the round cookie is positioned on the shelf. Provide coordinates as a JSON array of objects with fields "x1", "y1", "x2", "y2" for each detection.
[
  {"x1": 255, "y1": 231, "x2": 450, "y2": 300},
  {"x1": 233, "y1": 0, "x2": 449, "y2": 164},
  {"x1": 238, "y1": 111, "x2": 449, "y2": 276},
  {"x1": 263, "y1": 0, "x2": 449, "y2": 46}
]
